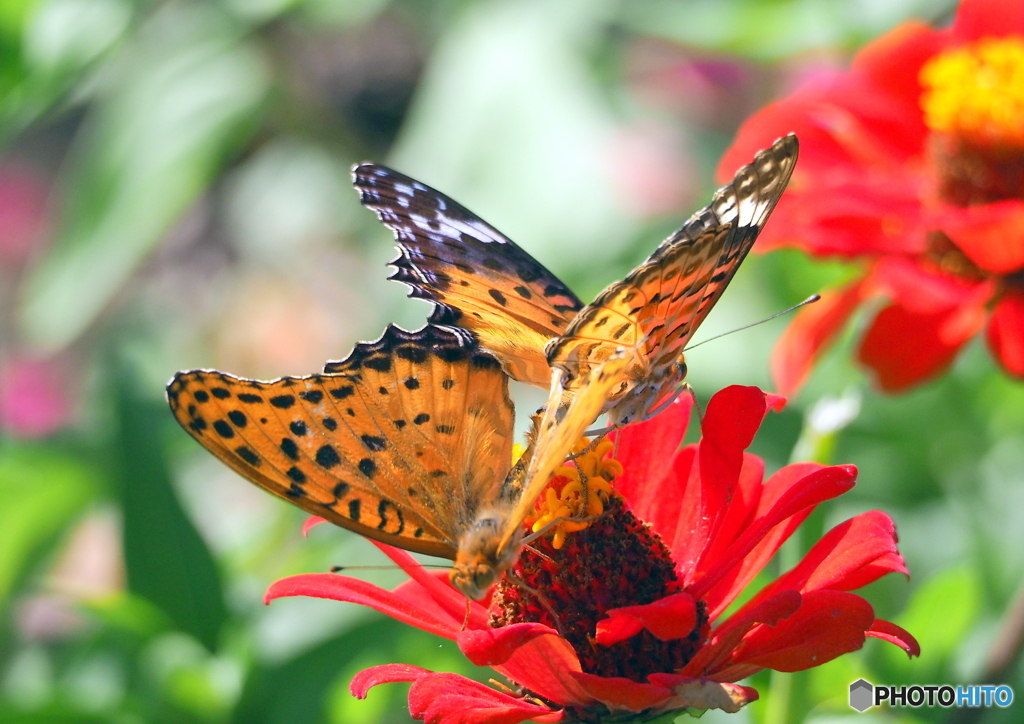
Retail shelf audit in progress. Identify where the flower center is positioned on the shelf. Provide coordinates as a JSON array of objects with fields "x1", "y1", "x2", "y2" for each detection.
[
  {"x1": 921, "y1": 38, "x2": 1024, "y2": 207},
  {"x1": 921, "y1": 37, "x2": 1024, "y2": 148},
  {"x1": 492, "y1": 440, "x2": 708, "y2": 685}
]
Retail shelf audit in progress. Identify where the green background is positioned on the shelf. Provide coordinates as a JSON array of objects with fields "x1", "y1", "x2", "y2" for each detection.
[{"x1": 1, "y1": 0, "x2": 1021, "y2": 722}]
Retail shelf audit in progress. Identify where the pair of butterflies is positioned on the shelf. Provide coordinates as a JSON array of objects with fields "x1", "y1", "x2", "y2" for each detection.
[{"x1": 167, "y1": 134, "x2": 798, "y2": 599}]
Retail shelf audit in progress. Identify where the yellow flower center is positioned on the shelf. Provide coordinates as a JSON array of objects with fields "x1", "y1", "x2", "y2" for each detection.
[
  {"x1": 525, "y1": 437, "x2": 621, "y2": 550},
  {"x1": 920, "y1": 37, "x2": 1024, "y2": 147}
]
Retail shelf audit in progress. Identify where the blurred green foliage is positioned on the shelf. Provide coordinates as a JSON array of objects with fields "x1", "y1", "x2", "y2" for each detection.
[{"x1": 3, "y1": 0, "x2": 1022, "y2": 723}]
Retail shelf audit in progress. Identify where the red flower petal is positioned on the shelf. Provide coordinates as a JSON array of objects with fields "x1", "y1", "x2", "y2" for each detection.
[
  {"x1": 638, "y1": 444, "x2": 697, "y2": 548},
  {"x1": 373, "y1": 542, "x2": 491, "y2": 630},
  {"x1": 689, "y1": 464, "x2": 857, "y2": 599},
  {"x1": 647, "y1": 675, "x2": 759, "y2": 713},
  {"x1": 743, "y1": 511, "x2": 907, "y2": 615},
  {"x1": 265, "y1": 573, "x2": 461, "y2": 640},
  {"x1": 953, "y1": 0, "x2": 1024, "y2": 41},
  {"x1": 408, "y1": 672, "x2": 563, "y2": 724},
  {"x1": 682, "y1": 590, "x2": 802, "y2": 678},
  {"x1": 987, "y1": 290, "x2": 1024, "y2": 377},
  {"x1": 690, "y1": 454, "x2": 765, "y2": 578},
  {"x1": 594, "y1": 592, "x2": 698, "y2": 645},
  {"x1": 302, "y1": 516, "x2": 327, "y2": 536},
  {"x1": 491, "y1": 633, "x2": 594, "y2": 708},
  {"x1": 569, "y1": 672, "x2": 673, "y2": 713},
  {"x1": 702, "y1": 462, "x2": 825, "y2": 618},
  {"x1": 871, "y1": 256, "x2": 989, "y2": 313},
  {"x1": 858, "y1": 302, "x2": 979, "y2": 392},
  {"x1": 613, "y1": 394, "x2": 693, "y2": 513},
  {"x1": 867, "y1": 619, "x2": 921, "y2": 658},
  {"x1": 350, "y1": 663, "x2": 429, "y2": 698},
  {"x1": 936, "y1": 201, "x2": 1024, "y2": 274},
  {"x1": 852, "y1": 21, "x2": 946, "y2": 118},
  {"x1": 723, "y1": 590, "x2": 876, "y2": 675},
  {"x1": 458, "y1": 623, "x2": 559, "y2": 666},
  {"x1": 771, "y1": 277, "x2": 872, "y2": 396},
  {"x1": 675, "y1": 386, "x2": 773, "y2": 574}
]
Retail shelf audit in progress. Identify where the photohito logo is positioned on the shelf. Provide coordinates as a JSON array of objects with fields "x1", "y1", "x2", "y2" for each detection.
[{"x1": 848, "y1": 679, "x2": 1014, "y2": 711}]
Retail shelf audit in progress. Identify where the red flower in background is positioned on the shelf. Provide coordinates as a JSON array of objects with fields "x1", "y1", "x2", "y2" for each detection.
[
  {"x1": 268, "y1": 386, "x2": 917, "y2": 724},
  {"x1": 720, "y1": 0, "x2": 1024, "y2": 393}
]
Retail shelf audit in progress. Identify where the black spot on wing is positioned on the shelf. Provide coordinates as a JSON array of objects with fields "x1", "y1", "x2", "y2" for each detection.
[
  {"x1": 235, "y1": 446, "x2": 259, "y2": 466},
  {"x1": 316, "y1": 445, "x2": 341, "y2": 469},
  {"x1": 280, "y1": 438, "x2": 299, "y2": 461},
  {"x1": 271, "y1": 395, "x2": 295, "y2": 409}
]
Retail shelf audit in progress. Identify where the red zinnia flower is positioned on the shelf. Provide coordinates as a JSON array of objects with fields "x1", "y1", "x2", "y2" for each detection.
[
  {"x1": 720, "y1": 0, "x2": 1024, "y2": 394},
  {"x1": 265, "y1": 386, "x2": 917, "y2": 724}
]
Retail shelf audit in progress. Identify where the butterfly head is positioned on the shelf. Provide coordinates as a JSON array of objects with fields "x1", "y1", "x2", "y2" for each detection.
[
  {"x1": 607, "y1": 359, "x2": 687, "y2": 427},
  {"x1": 450, "y1": 507, "x2": 522, "y2": 600}
]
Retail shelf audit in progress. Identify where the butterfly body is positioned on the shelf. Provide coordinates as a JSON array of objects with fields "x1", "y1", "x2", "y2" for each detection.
[{"x1": 167, "y1": 324, "x2": 530, "y2": 599}]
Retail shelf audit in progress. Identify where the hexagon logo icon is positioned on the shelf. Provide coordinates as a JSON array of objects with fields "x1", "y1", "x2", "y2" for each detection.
[{"x1": 849, "y1": 679, "x2": 873, "y2": 712}]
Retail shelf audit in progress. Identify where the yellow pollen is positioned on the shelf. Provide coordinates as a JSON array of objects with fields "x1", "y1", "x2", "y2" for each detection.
[
  {"x1": 525, "y1": 437, "x2": 619, "y2": 549},
  {"x1": 920, "y1": 37, "x2": 1024, "y2": 147}
]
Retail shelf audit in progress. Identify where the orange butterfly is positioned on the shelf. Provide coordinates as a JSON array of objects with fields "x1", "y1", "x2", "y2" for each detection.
[
  {"x1": 169, "y1": 325, "x2": 535, "y2": 600},
  {"x1": 168, "y1": 324, "x2": 632, "y2": 599},
  {"x1": 354, "y1": 134, "x2": 798, "y2": 429}
]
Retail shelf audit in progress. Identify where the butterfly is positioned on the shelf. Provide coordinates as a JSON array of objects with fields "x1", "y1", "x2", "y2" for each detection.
[
  {"x1": 353, "y1": 134, "x2": 799, "y2": 429},
  {"x1": 168, "y1": 324, "x2": 566, "y2": 600}
]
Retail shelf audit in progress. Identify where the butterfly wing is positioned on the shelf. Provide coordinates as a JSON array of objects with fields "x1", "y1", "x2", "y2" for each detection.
[
  {"x1": 498, "y1": 349, "x2": 632, "y2": 552},
  {"x1": 353, "y1": 164, "x2": 584, "y2": 387},
  {"x1": 167, "y1": 325, "x2": 515, "y2": 559},
  {"x1": 544, "y1": 135, "x2": 799, "y2": 417}
]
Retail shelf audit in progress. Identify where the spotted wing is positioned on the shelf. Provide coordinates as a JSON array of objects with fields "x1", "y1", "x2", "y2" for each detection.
[
  {"x1": 167, "y1": 325, "x2": 515, "y2": 559},
  {"x1": 545, "y1": 135, "x2": 799, "y2": 399},
  {"x1": 498, "y1": 350, "x2": 632, "y2": 552},
  {"x1": 353, "y1": 163, "x2": 584, "y2": 387}
]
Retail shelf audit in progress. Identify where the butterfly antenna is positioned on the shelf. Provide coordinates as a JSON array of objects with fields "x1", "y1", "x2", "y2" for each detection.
[
  {"x1": 684, "y1": 294, "x2": 821, "y2": 352},
  {"x1": 330, "y1": 564, "x2": 448, "y2": 572}
]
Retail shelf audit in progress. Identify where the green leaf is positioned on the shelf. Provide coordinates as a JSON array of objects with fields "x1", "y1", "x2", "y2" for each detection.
[
  {"x1": 232, "y1": 619, "x2": 420, "y2": 724},
  {"x1": 112, "y1": 362, "x2": 227, "y2": 652},
  {"x1": 0, "y1": 0, "x2": 132, "y2": 142},
  {"x1": 17, "y1": 1, "x2": 268, "y2": 353},
  {"x1": 0, "y1": 445, "x2": 96, "y2": 612}
]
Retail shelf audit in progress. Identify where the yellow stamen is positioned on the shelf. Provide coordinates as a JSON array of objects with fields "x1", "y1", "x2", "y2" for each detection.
[
  {"x1": 921, "y1": 37, "x2": 1024, "y2": 147},
  {"x1": 525, "y1": 437, "x2": 621, "y2": 549}
]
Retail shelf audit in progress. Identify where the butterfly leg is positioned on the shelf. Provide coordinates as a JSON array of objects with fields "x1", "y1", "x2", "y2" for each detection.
[
  {"x1": 506, "y1": 571, "x2": 566, "y2": 637},
  {"x1": 524, "y1": 543, "x2": 555, "y2": 564},
  {"x1": 520, "y1": 511, "x2": 610, "y2": 547}
]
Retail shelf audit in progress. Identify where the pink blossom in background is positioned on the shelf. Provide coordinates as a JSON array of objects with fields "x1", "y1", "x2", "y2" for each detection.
[{"x1": 0, "y1": 358, "x2": 74, "y2": 438}]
